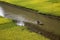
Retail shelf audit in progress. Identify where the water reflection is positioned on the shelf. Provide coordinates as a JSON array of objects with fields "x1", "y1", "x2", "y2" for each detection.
[
  {"x1": 0, "y1": 6, "x2": 25, "y2": 26},
  {"x1": 16, "y1": 21, "x2": 25, "y2": 26},
  {"x1": 0, "y1": 7, "x2": 4, "y2": 17}
]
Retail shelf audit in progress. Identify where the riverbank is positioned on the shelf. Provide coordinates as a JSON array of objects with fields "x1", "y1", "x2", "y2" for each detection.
[
  {"x1": 1, "y1": 0, "x2": 60, "y2": 16},
  {"x1": 0, "y1": 17, "x2": 50, "y2": 40},
  {"x1": 0, "y1": 1, "x2": 60, "y2": 37},
  {"x1": 0, "y1": 1, "x2": 60, "y2": 40},
  {"x1": 24, "y1": 22, "x2": 60, "y2": 40},
  {"x1": 0, "y1": 1, "x2": 60, "y2": 20}
]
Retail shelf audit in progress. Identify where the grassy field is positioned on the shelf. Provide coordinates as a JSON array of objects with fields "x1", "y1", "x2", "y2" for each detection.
[
  {"x1": 1, "y1": 0, "x2": 60, "y2": 16},
  {"x1": 0, "y1": 17, "x2": 50, "y2": 40}
]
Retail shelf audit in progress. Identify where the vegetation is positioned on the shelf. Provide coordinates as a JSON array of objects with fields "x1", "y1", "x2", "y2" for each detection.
[
  {"x1": 0, "y1": 17, "x2": 50, "y2": 40},
  {"x1": 48, "y1": 0, "x2": 60, "y2": 3},
  {"x1": 1, "y1": 0, "x2": 60, "y2": 16},
  {"x1": 0, "y1": 16, "x2": 12, "y2": 24}
]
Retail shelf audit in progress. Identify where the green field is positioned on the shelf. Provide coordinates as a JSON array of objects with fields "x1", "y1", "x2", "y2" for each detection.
[
  {"x1": 1, "y1": 0, "x2": 60, "y2": 16},
  {"x1": 0, "y1": 17, "x2": 50, "y2": 40}
]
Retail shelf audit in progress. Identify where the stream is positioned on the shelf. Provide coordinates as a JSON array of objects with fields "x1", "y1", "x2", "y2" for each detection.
[{"x1": 0, "y1": 1, "x2": 60, "y2": 40}]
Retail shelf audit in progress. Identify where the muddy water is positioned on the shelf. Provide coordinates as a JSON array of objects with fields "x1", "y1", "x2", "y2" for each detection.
[{"x1": 0, "y1": 2, "x2": 60, "y2": 35}]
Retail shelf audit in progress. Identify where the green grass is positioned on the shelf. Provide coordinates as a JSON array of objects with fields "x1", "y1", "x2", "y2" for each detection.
[
  {"x1": 0, "y1": 17, "x2": 50, "y2": 40},
  {"x1": 0, "y1": 16, "x2": 12, "y2": 24},
  {"x1": 1, "y1": 0, "x2": 60, "y2": 16}
]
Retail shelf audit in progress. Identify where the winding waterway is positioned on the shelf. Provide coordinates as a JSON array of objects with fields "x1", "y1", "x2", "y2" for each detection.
[{"x1": 0, "y1": 1, "x2": 60, "y2": 36}]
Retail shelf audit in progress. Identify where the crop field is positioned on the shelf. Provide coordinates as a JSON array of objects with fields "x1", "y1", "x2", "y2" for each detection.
[{"x1": 1, "y1": 0, "x2": 60, "y2": 16}]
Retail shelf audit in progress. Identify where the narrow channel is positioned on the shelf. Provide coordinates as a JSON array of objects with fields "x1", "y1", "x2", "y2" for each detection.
[{"x1": 0, "y1": 1, "x2": 60, "y2": 40}]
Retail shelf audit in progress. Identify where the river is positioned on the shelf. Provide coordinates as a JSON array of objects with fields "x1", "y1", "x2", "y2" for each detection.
[{"x1": 0, "y1": 1, "x2": 60, "y2": 36}]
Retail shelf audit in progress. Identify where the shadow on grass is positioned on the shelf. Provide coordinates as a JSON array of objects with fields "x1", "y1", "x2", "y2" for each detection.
[
  {"x1": 24, "y1": 22, "x2": 60, "y2": 40},
  {"x1": 47, "y1": 0, "x2": 60, "y2": 3}
]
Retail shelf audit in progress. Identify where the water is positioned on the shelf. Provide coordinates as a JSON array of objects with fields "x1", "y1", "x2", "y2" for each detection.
[
  {"x1": 16, "y1": 21, "x2": 25, "y2": 26},
  {"x1": 0, "y1": 7, "x2": 4, "y2": 17},
  {"x1": 0, "y1": 6, "x2": 25, "y2": 26}
]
